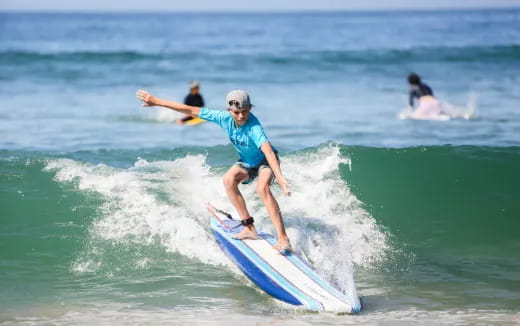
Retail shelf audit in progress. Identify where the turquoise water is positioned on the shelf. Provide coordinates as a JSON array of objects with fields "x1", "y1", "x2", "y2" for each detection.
[{"x1": 1, "y1": 9, "x2": 520, "y2": 325}]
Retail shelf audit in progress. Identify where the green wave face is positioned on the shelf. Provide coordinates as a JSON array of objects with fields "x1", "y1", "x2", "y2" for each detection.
[
  {"x1": 341, "y1": 146, "x2": 520, "y2": 310},
  {"x1": 0, "y1": 157, "x2": 97, "y2": 309},
  {"x1": 339, "y1": 145, "x2": 520, "y2": 311},
  {"x1": 342, "y1": 146, "x2": 520, "y2": 256}
]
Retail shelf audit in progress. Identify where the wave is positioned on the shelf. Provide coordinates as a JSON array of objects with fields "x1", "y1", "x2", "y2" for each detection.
[
  {"x1": 3, "y1": 144, "x2": 518, "y2": 264},
  {"x1": 0, "y1": 50, "x2": 161, "y2": 64},
  {"x1": 2, "y1": 44, "x2": 519, "y2": 66},
  {"x1": 264, "y1": 44, "x2": 520, "y2": 66},
  {"x1": 1, "y1": 146, "x2": 388, "y2": 299},
  {"x1": 2, "y1": 144, "x2": 519, "y2": 312},
  {"x1": 25, "y1": 145, "x2": 383, "y2": 300},
  {"x1": 0, "y1": 143, "x2": 520, "y2": 289},
  {"x1": 341, "y1": 145, "x2": 520, "y2": 260}
]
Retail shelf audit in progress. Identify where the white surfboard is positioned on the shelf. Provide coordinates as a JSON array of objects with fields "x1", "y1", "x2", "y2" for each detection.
[{"x1": 208, "y1": 204, "x2": 362, "y2": 314}]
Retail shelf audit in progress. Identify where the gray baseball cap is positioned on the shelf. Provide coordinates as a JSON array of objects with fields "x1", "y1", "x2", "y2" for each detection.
[{"x1": 226, "y1": 90, "x2": 253, "y2": 109}]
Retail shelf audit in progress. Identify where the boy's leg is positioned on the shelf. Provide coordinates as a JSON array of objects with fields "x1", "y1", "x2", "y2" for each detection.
[
  {"x1": 223, "y1": 165, "x2": 258, "y2": 239},
  {"x1": 256, "y1": 167, "x2": 291, "y2": 250}
]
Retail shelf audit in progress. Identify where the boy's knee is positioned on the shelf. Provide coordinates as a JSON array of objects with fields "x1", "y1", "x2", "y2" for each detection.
[
  {"x1": 223, "y1": 173, "x2": 236, "y2": 190},
  {"x1": 256, "y1": 185, "x2": 271, "y2": 201}
]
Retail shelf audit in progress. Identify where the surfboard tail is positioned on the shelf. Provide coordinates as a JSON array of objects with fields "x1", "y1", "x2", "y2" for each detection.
[{"x1": 207, "y1": 203, "x2": 243, "y2": 230}]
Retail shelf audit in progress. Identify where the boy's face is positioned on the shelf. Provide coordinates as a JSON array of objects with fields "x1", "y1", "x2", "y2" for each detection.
[{"x1": 228, "y1": 107, "x2": 251, "y2": 126}]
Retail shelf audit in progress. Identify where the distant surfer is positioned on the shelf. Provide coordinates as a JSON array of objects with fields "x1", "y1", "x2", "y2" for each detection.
[
  {"x1": 136, "y1": 89, "x2": 292, "y2": 252},
  {"x1": 176, "y1": 80, "x2": 205, "y2": 124},
  {"x1": 407, "y1": 73, "x2": 445, "y2": 119}
]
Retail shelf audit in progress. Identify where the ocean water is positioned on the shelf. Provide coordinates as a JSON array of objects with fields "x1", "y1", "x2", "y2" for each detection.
[{"x1": 1, "y1": 9, "x2": 520, "y2": 325}]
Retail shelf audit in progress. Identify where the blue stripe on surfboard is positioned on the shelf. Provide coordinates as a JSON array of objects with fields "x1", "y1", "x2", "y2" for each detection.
[
  {"x1": 239, "y1": 236, "x2": 324, "y2": 311},
  {"x1": 263, "y1": 235, "x2": 362, "y2": 313},
  {"x1": 211, "y1": 221, "x2": 321, "y2": 310},
  {"x1": 211, "y1": 227, "x2": 319, "y2": 309},
  {"x1": 211, "y1": 229, "x2": 302, "y2": 306},
  {"x1": 211, "y1": 218, "x2": 322, "y2": 311}
]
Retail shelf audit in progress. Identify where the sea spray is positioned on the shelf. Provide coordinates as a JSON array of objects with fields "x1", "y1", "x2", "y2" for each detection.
[
  {"x1": 44, "y1": 147, "x2": 390, "y2": 303},
  {"x1": 45, "y1": 155, "x2": 232, "y2": 274}
]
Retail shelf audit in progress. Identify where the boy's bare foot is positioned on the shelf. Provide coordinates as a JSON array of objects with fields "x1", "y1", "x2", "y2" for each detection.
[
  {"x1": 273, "y1": 239, "x2": 292, "y2": 253},
  {"x1": 232, "y1": 227, "x2": 259, "y2": 240}
]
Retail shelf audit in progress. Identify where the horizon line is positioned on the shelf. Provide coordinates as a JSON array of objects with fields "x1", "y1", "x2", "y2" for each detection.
[{"x1": 1, "y1": 5, "x2": 520, "y2": 14}]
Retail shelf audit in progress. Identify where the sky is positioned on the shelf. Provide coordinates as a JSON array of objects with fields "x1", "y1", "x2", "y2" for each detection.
[{"x1": 2, "y1": 0, "x2": 520, "y2": 11}]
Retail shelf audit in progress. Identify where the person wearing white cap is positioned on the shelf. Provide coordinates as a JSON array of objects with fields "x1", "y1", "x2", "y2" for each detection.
[
  {"x1": 136, "y1": 88, "x2": 292, "y2": 252},
  {"x1": 177, "y1": 80, "x2": 205, "y2": 124}
]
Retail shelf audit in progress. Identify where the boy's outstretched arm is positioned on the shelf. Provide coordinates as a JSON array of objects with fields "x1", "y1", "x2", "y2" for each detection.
[
  {"x1": 136, "y1": 90, "x2": 201, "y2": 117},
  {"x1": 261, "y1": 142, "x2": 291, "y2": 196}
]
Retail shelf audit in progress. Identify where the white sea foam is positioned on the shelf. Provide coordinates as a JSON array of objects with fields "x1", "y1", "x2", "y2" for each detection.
[
  {"x1": 274, "y1": 144, "x2": 389, "y2": 300},
  {"x1": 154, "y1": 107, "x2": 183, "y2": 123},
  {"x1": 398, "y1": 92, "x2": 478, "y2": 121},
  {"x1": 5, "y1": 305, "x2": 519, "y2": 326},
  {"x1": 46, "y1": 155, "x2": 230, "y2": 270},
  {"x1": 45, "y1": 145, "x2": 389, "y2": 309},
  {"x1": 442, "y1": 92, "x2": 479, "y2": 120}
]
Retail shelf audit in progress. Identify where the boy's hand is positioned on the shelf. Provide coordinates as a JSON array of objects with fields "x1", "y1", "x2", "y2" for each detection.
[
  {"x1": 136, "y1": 90, "x2": 156, "y2": 107},
  {"x1": 278, "y1": 178, "x2": 291, "y2": 196}
]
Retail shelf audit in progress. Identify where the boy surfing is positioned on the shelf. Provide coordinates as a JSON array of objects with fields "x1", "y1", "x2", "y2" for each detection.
[{"x1": 136, "y1": 89, "x2": 292, "y2": 252}]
